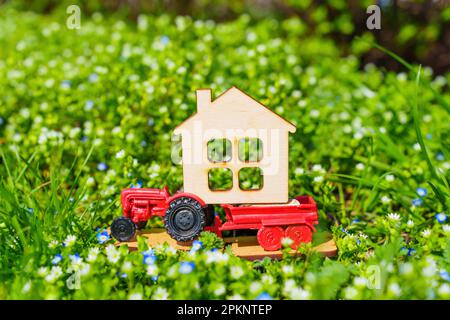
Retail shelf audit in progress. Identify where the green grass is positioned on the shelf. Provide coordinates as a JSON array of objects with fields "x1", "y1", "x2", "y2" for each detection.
[{"x1": 0, "y1": 6, "x2": 449, "y2": 299}]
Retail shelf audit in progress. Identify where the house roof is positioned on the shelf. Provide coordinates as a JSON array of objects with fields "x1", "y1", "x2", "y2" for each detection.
[{"x1": 174, "y1": 86, "x2": 297, "y2": 133}]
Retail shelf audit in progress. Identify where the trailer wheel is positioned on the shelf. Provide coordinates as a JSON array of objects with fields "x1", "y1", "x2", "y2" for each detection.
[
  {"x1": 111, "y1": 217, "x2": 136, "y2": 242},
  {"x1": 164, "y1": 197, "x2": 206, "y2": 242},
  {"x1": 285, "y1": 225, "x2": 312, "y2": 249},
  {"x1": 257, "y1": 226, "x2": 284, "y2": 251}
]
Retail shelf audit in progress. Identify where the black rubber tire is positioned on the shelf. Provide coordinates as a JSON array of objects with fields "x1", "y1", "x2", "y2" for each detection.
[
  {"x1": 204, "y1": 204, "x2": 215, "y2": 226},
  {"x1": 135, "y1": 221, "x2": 147, "y2": 230},
  {"x1": 164, "y1": 197, "x2": 206, "y2": 242},
  {"x1": 111, "y1": 217, "x2": 136, "y2": 242}
]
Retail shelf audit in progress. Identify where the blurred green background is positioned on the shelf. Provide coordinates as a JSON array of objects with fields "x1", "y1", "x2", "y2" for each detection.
[{"x1": 3, "y1": 0, "x2": 450, "y2": 74}]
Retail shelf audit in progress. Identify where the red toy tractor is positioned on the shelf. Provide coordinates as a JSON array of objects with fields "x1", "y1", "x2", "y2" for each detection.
[{"x1": 111, "y1": 187, "x2": 318, "y2": 251}]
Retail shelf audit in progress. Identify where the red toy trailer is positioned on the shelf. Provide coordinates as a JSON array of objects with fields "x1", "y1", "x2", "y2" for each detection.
[{"x1": 111, "y1": 187, "x2": 318, "y2": 251}]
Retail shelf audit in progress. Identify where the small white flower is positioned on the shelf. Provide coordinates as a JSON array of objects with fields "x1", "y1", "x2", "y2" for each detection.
[
  {"x1": 153, "y1": 287, "x2": 169, "y2": 300},
  {"x1": 289, "y1": 287, "x2": 310, "y2": 300},
  {"x1": 387, "y1": 212, "x2": 400, "y2": 222},
  {"x1": 356, "y1": 163, "x2": 365, "y2": 171},
  {"x1": 129, "y1": 292, "x2": 143, "y2": 300},
  {"x1": 230, "y1": 266, "x2": 244, "y2": 279},
  {"x1": 310, "y1": 109, "x2": 320, "y2": 118},
  {"x1": 294, "y1": 168, "x2": 304, "y2": 175},
  {"x1": 45, "y1": 266, "x2": 63, "y2": 283},
  {"x1": 282, "y1": 265, "x2": 294, "y2": 276},
  {"x1": 165, "y1": 246, "x2": 177, "y2": 256},
  {"x1": 421, "y1": 229, "x2": 432, "y2": 238},
  {"x1": 249, "y1": 281, "x2": 262, "y2": 294},
  {"x1": 353, "y1": 277, "x2": 367, "y2": 288},
  {"x1": 313, "y1": 176, "x2": 324, "y2": 183},
  {"x1": 399, "y1": 262, "x2": 413, "y2": 275},
  {"x1": 147, "y1": 264, "x2": 159, "y2": 276},
  {"x1": 87, "y1": 247, "x2": 100, "y2": 262},
  {"x1": 381, "y1": 196, "x2": 391, "y2": 204},
  {"x1": 79, "y1": 263, "x2": 91, "y2": 276},
  {"x1": 358, "y1": 232, "x2": 368, "y2": 239},
  {"x1": 115, "y1": 149, "x2": 125, "y2": 159},
  {"x1": 283, "y1": 279, "x2": 296, "y2": 294},
  {"x1": 64, "y1": 235, "x2": 76, "y2": 247},
  {"x1": 385, "y1": 174, "x2": 395, "y2": 182},
  {"x1": 388, "y1": 283, "x2": 401, "y2": 297},
  {"x1": 214, "y1": 284, "x2": 226, "y2": 296},
  {"x1": 105, "y1": 244, "x2": 120, "y2": 264},
  {"x1": 344, "y1": 286, "x2": 358, "y2": 299},
  {"x1": 442, "y1": 224, "x2": 450, "y2": 235},
  {"x1": 281, "y1": 237, "x2": 293, "y2": 247},
  {"x1": 407, "y1": 220, "x2": 414, "y2": 228},
  {"x1": 22, "y1": 281, "x2": 31, "y2": 293},
  {"x1": 261, "y1": 275, "x2": 274, "y2": 285},
  {"x1": 37, "y1": 267, "x2": 48, "y2": 277},
  {"x1": 48, "y1": 240, "x2": 59, "y2": 249},
  {"x1": 438, "y1": 284, "x2": 450, "y2": 297},
  {"x1": 312, "y1": 164, "x2": 324, "y2": 173},
  {"x1": 413, "y1": 143, "x2": 421, "y2": 151},
  {"x1": 122, "y1": 261, "x2": 132, "y2": 272}
]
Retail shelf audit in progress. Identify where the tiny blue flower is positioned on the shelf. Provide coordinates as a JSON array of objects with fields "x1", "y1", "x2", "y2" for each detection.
[
  {"x1": 151, "y1": 275, "x2": 159, "y2": 282},
  {"x1": 436, "y1": 152, "x2": 444, "y2": 161},
  {"x1": 131, "y1": 180, "x2": 143, "y2": 188},
  {"x1": 412, "y1": 198, "x2": 423, "y2": 206},
  {"x1": 141, "y1": 249, "x2": 155, "y2": 256},
  {"x1": 356, "y1": 239, "x2": 361, "y2": 245},
  {"x1": 69, "y1": 197, "x2": 74, "y2": 202},
  {"x1": 140, "y1": 140, "x2": 147, "y2": 147},
  {"x1": 179, "y1": 261, "x2": 195, "y2": 274},
  {"x1": 118, "y1": 272, "x2": 127, "y2": 278},
  {"x1": 439, "y1": 271, "x2": 449, "y2": 281},
  {"x1": 211, "y1": 248, "x2": 218, "y2": 253},
  {"x1": 27, "y1": 207, "x2": 34, "y2": 213},
  {"x1": 61, "y1": 80, "x2": 71, "y2": 89},
  {"x1": 341, "y1": 227, "x2": 348, "y2": 234},
  {"x1": 85, "y1": 100, "x2": 94, "y2": 111},
  {"x1": 377, "y1": 0, "x2": 391, "y2": 8},
  {"x1": 416, "y1": 187, "x2": 428, "y2": 197},
  {"x1": 52, "y1": 254, "x2": 63, "y2": 265},
  {"x1": 142, "y1": 249, "x2": 156, "y2": 265},
  {"x1": 143, "y1": 254, "x2": 157, "y2": 265},
  {"x1": 435, "y1": 213, "x2": 447, "y2": 223},
  {"x1": 256, "y1": 292, "x2": 273, "y2": 300},
  {"x1": 425, "y1": 133, "x2": 432, "y2": 140},
  {"x1": 88, "y1": 73, "x2": 99, "y2": 83},
  {"x1": 80, "y1": 136, "x2": 88, "y2": 143},
  {"x1": 97, "y1": 162, "x2": 108, "y2": 171},
  {"x1": 160, "y1": 36, "x2": 170, "y2": 45},
  {"x1": 407, "y1": 248, "x2": 416, "y2": 256},
  {"x1": 192, "y1": 240, "x2": 203, "y2": 251},
  {"x1": 351, "y1": 219, "x2": 360, "y2": 224},
  {"x1": 147, "y1": 118, "x2": 155, "y2": 126},
  {"x1": 0, "y1": 117, "x2": 4, "y2": 125},
  {"x1": 96, "y1": 230, "x2": 110, "y2": 244}
]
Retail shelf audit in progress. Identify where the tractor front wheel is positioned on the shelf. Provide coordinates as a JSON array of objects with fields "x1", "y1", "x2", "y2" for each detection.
[
  {"x1": 164, "y1": 197, "x2": 206, "y2": 242},
  {"x1": 111, "y1": 217, "x2": 136, "y2": 242}
]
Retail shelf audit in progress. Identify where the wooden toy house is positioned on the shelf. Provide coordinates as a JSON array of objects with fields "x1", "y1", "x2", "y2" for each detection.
[{"x1": 174, "y1": 86, "x2": 296, "y2": 204}]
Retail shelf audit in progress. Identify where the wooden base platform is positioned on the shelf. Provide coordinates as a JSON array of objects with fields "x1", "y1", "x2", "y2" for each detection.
[{"x1": 117, "y1": 228, "x2": 337, "y2": 260}]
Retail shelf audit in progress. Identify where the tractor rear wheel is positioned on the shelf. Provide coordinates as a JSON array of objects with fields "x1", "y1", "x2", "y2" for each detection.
[
  {"x1": 164, "y1": 197, "x2": 206, "y2": 242},
  {"x1": 111, "y1": 217, "x2": 136, "y2": 242}
]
